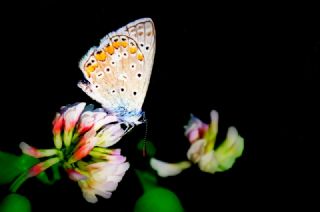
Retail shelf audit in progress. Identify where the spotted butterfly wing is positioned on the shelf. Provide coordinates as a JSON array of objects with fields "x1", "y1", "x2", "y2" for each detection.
[{"x1": 78, "y1": 18, "x2": 155, "y2": 125}]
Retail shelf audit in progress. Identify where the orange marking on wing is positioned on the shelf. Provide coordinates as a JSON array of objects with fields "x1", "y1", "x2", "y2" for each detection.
[
  {"x1": 95, "y1": 51, "x2": 107, "y2": 61},
  {"x1": 112, "y1": 41, "x2": 120, "y2": 49},
  {"x1": 85, "y1": 64, "x2": 98, "y2": 77},
  {"x1": 120, "y1": 41, "x2": 128, "y2": 48},
  {"x1": 137, "y1": 53, "x2": 144, "y2": 61},
  {"x1": 129, "y1": 47, "x2": 137, "y2": 54},
  {"x1": 105, "y1": 45, "x2": 114, "y2": 55}
]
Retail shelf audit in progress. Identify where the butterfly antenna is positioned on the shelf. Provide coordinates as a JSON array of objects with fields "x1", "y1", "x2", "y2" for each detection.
[{"x1": 142, "y1": 113, "x2": 148, "y2": 157}]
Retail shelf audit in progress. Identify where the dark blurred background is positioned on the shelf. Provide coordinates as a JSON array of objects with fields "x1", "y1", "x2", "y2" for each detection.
[{"x1": 0, "y1": 2, "x2": 319, "y2": 211}]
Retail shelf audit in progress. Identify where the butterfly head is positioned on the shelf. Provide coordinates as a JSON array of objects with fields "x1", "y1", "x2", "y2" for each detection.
[{"x1": 108, "y1": 106, "x2": 144, "y2": 126}]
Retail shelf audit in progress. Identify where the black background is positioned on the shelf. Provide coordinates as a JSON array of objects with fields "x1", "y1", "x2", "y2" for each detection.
[{"x1": 0, "y1": 2, "x2": 319, "y2": 211}]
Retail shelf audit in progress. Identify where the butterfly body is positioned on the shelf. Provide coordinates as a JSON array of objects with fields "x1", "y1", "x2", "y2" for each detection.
[{"x1": 78, "y1": 18, "x2": 155, "y2": 126}]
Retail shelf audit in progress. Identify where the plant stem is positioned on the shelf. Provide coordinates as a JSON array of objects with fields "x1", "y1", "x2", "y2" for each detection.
[{"x1": 9, "y1": 171, "x2": 29, "y2": 193}]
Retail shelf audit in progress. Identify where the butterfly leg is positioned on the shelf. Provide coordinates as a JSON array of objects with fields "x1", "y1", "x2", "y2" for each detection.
[{"x1": 121, "y1": 122, "x2": 135, "y2": 135}]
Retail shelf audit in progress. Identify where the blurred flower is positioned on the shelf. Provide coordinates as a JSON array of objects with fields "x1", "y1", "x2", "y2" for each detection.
[
  {"x1": 151, "y1": 110, "x2": 244, "y2": 176},
  {"x1": 14, "y1": 102, "x2": 129, "y2": 203},
  {"x1": 150, "y1": 158, "x2": 191, "y2": 177},
  {"x1": 186, "y1": 111, "x2": 244, "y2": 173}
]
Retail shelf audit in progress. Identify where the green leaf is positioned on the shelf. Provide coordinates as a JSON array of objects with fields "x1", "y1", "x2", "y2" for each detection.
[
  {"x1": 0, "y1": 193, "x2": 31, "y2": 212},
  {"x1": 134, "y1": 187, "x2": 184, "y2": 212},
  {"x1": 0, "y1": 152, "x2": 38, "y2": 185}
]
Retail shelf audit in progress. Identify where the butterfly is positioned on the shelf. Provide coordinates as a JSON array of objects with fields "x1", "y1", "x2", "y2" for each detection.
[{"x1": 78, "y1": 18, "x2": 155, "y2": 131}]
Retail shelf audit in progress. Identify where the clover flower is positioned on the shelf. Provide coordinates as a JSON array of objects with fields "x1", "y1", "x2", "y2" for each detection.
[
  {"x1": 151, "y1": 110, "x2": 244, "y2": 176},
  {"x1": 13, "y1": 102, "x2": 129, "y2": 203}
]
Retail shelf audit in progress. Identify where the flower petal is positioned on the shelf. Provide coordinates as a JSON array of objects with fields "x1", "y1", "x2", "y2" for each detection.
[
  {"x1": 94, "y1": 190, "x2": 112, "y2": 199},
  {"x1": 198, "y1": 151, "x2": 219, "y2": 174},
  {"x1": 150, "y1": 158, "x2": 191, "y2": 177},
  {"x1": 92, "y1": 115, "x2": 119, "y2": 131},
  {"x1": 203, "y1": 110, "x2": 219, "y2": 151},
  {"x1": 19, "y1": 142, "x2": 58, "y2": 158},
  {"x1": 215, "y1": 127, "x2": 244, "y2": 171},
  {"x1": 69, "y1": 130, "x2": 97, "y2": 163},
  {"x1": 77, "y1": 111, "x2": 95, "y2": 134},
  {"x1": 187, "y1": 139, "x2": 206, "y2": 163},
  {"x1": 52, "y1": 113, "x2": 64, "y2": 149},
  {"x1": 95, "y1": 124, "x2": 125, "y2": 147},
  {"x1": 66, "y1": 169, "x2": 88, "y2": 181},
  {"x1": 184, "y1": 115, "x2": 208, "y2": 143},
  {"x1": 82, "y1": 190, "x2": 98, "y2": 203},
  {"x1": 63, "y1": 102, "x2": 86, "y2": 132},
  {"x1": 28, "y1": 157, "x2": 60, "y2": 177},
  {"x1": 52, "y1": 113, "x2": 64, "y2": 133},
  {"x1": 99, "y1": 181, "x2": 118, "y2": 192}
]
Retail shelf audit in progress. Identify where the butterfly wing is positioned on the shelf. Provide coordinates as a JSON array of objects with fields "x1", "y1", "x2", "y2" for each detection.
[{"x1": 78, "y1": 18, "x2": 156, "y2": 120}]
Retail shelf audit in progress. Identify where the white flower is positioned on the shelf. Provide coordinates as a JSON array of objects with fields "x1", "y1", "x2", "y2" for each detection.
[
  {"x1": 150, "y1": 110, "x2": 244, "y2": 177},
  {"x1": 18, "y1": 102, "x2": 129, "y2": 202},
  {"x1": 150, "y1": 158, "x2": 191, "y2": 177},
  {"x1": 95, "y1": 123, "x2": 125, "y2": 147},
  {"x1": 78, "y1": 161, "x2": 130, "y2": 203}
]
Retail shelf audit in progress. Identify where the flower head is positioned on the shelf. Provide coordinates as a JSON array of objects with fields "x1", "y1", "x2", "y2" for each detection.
[
  {"x1": 185, "y1": 110, "x2": 243, "y2": 174},
  {"x1": 18, "y1": 102, "x2": 129, "y2": 203},
  {"x1": 151, "y1": 110, "x2": 244, "y2": 176}
]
